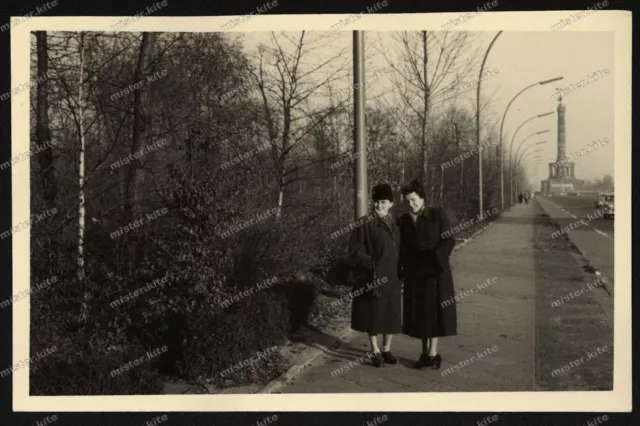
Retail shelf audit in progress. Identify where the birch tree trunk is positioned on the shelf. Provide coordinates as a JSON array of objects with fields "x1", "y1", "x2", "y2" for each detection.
[{"x1": 76, "y1": 33, "x2": 87, "y2": 320}]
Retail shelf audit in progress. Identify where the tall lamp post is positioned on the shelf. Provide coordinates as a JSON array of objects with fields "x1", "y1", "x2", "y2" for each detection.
[
  {"x1": 508, "y1": 111, "x2": 554, "y2": 204},
  {"x1": 476, "y1": 30, "x2": 502, "y2": 216},
  {"x1": 353, "y1": 31, "x2": 367, "y2": 220},
  {"x1": 498, "y1": 76, "x2": 563, "y2": 209}
]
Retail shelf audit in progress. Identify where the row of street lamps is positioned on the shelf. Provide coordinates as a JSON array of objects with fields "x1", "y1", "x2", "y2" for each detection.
[
  {"x1": 351, "y1": 31, "x2": 562, "y2": 219},
  {"x1": 478, "y1": 31, "x2": 564, "y2": 214}
]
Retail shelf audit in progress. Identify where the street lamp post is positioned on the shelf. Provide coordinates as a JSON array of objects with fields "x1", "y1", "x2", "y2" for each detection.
[
  {"x1": 353, "y1": 31, "x2": 367, "y2": 220},
  {"x1": 508, "y1": 111, "x2": 554, "y2": 204},
  {"x1": 498, "y1": 76, "x2": 563, "y2": 209},
  {"x1": 476, "y1": 30, "x2": 502, "y2": 216}
]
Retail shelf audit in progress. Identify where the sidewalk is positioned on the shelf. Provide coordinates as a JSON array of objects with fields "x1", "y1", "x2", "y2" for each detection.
[{"x1": 273, "y1": 203, "x2": 538, "y2": 393}]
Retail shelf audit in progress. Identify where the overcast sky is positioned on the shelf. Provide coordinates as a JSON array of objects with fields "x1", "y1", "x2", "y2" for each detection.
[{"x1": 237, "y1": 30, "x2": 614, "y2": 183}]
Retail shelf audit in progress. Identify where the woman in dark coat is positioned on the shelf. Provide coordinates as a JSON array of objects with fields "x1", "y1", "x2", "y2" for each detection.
[
  {"x1": 349, "y1": 183, "x2": 402, "y2": 367},
  {"x1": 398, "y1": 180, "x2": 456, "y2": 370}
]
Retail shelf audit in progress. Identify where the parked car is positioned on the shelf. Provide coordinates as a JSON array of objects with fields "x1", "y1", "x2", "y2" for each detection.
[
  {"x1": 595, "y1": 193, "x2": 606, "y2": 209},
  {"x1": 602, "y1": 194, "x2": 614, "y2": 219}
]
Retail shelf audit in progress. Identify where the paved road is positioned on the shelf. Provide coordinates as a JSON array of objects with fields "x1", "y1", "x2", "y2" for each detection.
[
  {"x1": 536, "y1": 195, "x2": 614, "y2": 296},
  {"x1": 542, "y1": 194, "x2": 614, "y2": 235}
]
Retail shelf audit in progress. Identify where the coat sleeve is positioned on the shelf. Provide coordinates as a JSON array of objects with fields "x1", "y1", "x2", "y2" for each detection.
[
  {"x1": 434, "y1": 207, "x2": 455, "y2": 267},
  {"x1": 348, "y1": 222, "x2": 375, "y2": 272}
]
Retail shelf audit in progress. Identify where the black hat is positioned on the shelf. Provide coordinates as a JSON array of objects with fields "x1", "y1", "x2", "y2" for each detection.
[{"x1": 372, "y1": 183, "x2": 394, "y2": 202}]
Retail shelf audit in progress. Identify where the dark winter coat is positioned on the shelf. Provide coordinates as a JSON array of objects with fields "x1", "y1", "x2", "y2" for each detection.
[
  {"x1": 398, "y1": 206, "x2": 457, "y2": 338},
  {"x1": 348, "y1": 213, "x2": 402, "y2": 335}
]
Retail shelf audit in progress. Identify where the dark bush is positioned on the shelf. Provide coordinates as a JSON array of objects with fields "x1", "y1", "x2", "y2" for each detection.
[
  {"x1": 176, "y1": 290, "x2": 288, "y2": 385},
  {"x1": 271, "y1": 274, "x2": 322, "y2": 333},
  {"x1": 317, "y1": 239, "x2": 352, "y2": 288},
  {"x1": 30, "y1": 328, "x2": 165, "y2": 395}
]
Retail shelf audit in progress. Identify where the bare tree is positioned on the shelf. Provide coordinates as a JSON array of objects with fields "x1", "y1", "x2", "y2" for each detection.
[
  {"x1": 381, "y1": 31, "x2": 478, "y2": 183},
  {"x1": 123, "y1": 33, "x2": 157, "y2": 226},
  {"x1": 250, "y1": 31, "x2": 349, "y2": 219},
  {"x1": 63, "y1": 32, "x2": 89, "y2": 320},
  {"x1": 35, "y1": 31, "x2": 56, "y2": 207}
]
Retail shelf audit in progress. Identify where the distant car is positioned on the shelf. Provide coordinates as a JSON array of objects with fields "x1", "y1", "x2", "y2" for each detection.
[
  {"x1": 602, "y1": 194, "x2": 614, "y2": 219},
  {"x1": 595, "y1": 193, "x2": 606, "y2": 209}
]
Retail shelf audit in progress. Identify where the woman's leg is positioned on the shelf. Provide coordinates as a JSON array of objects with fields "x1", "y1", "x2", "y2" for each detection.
[
  {"x1": 414, "y1": 329, "x2": 430, "y2": 368},
  {"x1": 381, "y1": 334, "x2": 398, "y2": 364},
  {"x1": 369, "y1": 334, "x2": 381, "y2": 353},
  {"x1": 382, "y1": 334, "x2": 393, "y2": 352},
  {"x1": 428, "y1": 337, "x2": 439, "y2": 357},
  {"x1": 369, "y1": 334, "x2": 386, "y2": 367},
  {"x1": 421, "y1": 335, "x2": 429, "y2": 355}
]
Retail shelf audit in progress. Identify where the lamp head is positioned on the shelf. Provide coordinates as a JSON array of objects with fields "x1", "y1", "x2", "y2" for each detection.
[{"x1": 540, "y1": 76, "x2": 563, "y2": 85}]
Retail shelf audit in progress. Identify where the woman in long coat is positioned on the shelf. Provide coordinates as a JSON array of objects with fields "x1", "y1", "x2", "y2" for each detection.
[
  {"x1": 398, "y1": 180, "x2": 456, "y2": 370},
  {"x1": 349, "y1": 183, "x2": 402, "y2": 367}
]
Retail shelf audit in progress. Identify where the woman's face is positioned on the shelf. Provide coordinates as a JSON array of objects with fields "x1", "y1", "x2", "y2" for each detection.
[
  {"x1": 374, "y1": 199, "x2": 393, "y2": 217},
  {"x1": 405, "y1": 192, "x2": 425, "y2": 213}
]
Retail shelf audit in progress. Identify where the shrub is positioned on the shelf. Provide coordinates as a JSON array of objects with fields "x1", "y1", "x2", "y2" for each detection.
[
  {"x1": 176, "y1": 289, "x2": 289, "y2": 385},
  {"x1": 30, "y1": 327, "x2": 164, "y2": 395},
  {"x1": 271, "y1": 274, "x2": 322, "y2": 333}
]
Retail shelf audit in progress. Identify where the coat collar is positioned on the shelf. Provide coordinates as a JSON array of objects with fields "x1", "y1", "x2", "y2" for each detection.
[
  {"x1": 373, "y1": 212, "x2": 394, "y2": 227},
  {"x1": 405, "y1": 206, "x2": 436, "y2": 221}
]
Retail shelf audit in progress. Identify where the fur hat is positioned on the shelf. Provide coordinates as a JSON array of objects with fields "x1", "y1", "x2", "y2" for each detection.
[{"x1": 372, "y1": 183, "x2": 394, "y2": 202}]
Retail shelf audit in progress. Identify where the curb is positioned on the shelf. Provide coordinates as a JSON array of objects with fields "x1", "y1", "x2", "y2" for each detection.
[{"x1": 258, "y1": 326, "x2": 355, "y2": 394}]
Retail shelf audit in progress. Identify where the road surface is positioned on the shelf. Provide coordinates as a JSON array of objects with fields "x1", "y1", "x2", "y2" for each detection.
[{"x1": 535, "y1": 195, "x2": 615, "y2": 294}]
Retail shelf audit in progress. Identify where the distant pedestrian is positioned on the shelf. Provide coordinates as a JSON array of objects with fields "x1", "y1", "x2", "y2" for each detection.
[
  {"x1": 518, "y1": 193, "x2": 523, "y2": 203},
  {"x1": 398, "y1": 180, "x2": 457, "y2": 370},
  {"x1": 348, "y1": 183, "x2": 402, "y2": 368}
]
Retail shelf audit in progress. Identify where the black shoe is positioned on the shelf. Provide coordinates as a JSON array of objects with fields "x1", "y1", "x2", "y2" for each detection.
[
  {"x1": 413, "y1": 354, "x2": 431, "y2": 369},
  {"x1": 381, "y1": 351, "x2": 398, "y2": 364},
  {"x1": 426, "y1": 354, "x2": 442, "y2": 370},
  {"x1": 371, "y1": 352, "x2": 384, "y2": 368}
]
